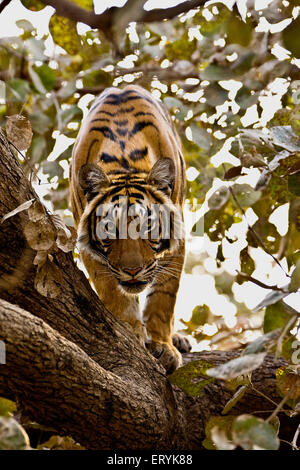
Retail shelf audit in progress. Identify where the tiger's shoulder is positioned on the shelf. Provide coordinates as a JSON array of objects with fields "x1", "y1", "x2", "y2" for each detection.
[{"x1": 70, "y1": 85, "x2": 186, "y2": 224}]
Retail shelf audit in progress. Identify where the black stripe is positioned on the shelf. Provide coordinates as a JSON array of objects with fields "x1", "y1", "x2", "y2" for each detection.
[
  {"x1": 96, "y1": 110, "x2": 115, "y2": 117},
  {"x1": 129, "y1": 184, "x2": 147, "y2": 192},
  {"x1": 116, "y1": 127, "x2": 128, "y2": 137},
  {"x1": 111, "y1": 194, "x2": 124, "y2": 202},
  {"x1": 113, "y1": 119, "x2": 128, "y2": 126},
  {"x1": 119, "y1": 140, "x2": 125, "y2": 152},
  {"x1": 121, "y1": 156, "x2": 130, "y2": 170},
  {"x1": 85, "y1": 138, "x2": 99, "y2": 164},
  {"x1": 100, "y1": 152, "x2": 118, "y2": 163},
  {"x1": 134, "y1": 111, "x2": 155, "y2": 117},
  {"x1": 103, "y1": 90, "x2": 137, "y2": 105},
  {"x1": 91, "y1": 118, "x2": 110, "y2": 123},
  {"x1": 129, "y1": 192, "x2": 144, "y2": 199},
  {"x1": 107, "y1": 168, "x2": 144, "y2": 175},
  {"x1": 129, "y1": 147, "x2": 148, "y2": 161},
  {"x1": 107, "y1": 186, "x2": 126, "y2": 197},
  {"x1": 118, "y1": 107, "x2": 134, "y2": 114},
  {"x1": 90, "y1": 126, "x2": 117, "y2": 142},
  {"x1": 129, "y1": 121, "x2": 158, "y2": 138}
]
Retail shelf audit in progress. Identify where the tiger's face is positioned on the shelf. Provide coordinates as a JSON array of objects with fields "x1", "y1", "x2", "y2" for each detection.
[{"x1": 77, "y1": 158, "x2": 183, "y2": 294}]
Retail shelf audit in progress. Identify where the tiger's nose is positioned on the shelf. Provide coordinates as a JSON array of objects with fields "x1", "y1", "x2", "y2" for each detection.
[{"x1": 123, "y1": 267, "x2": 143, "y2": 276}]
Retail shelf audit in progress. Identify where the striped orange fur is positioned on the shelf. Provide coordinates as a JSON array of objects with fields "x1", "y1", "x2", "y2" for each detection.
[{"x1": 70, "y1": 85, "x2": 189, "y2": 373}]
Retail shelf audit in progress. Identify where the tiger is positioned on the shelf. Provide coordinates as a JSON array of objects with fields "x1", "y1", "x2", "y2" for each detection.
[{"x1": 69, "y1": 85, "x2": 191, "y2": 373}]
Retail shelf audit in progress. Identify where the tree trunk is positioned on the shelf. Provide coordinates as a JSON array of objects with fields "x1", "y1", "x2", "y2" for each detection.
[{"x1": 0, "y1": 130, "x2": 293, "y2": 449}]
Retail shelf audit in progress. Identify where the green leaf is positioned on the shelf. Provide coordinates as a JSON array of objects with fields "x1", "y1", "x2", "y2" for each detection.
[
  {"x1": 289, "y1": 259, "x2": 300, "y2": 292},
  {"x1": 243, "y1": 330, "x2": 280, "y2": 355},
  {"x1": 0, "y1": 417, "x2": 30, "y2": 450},
  {"x1": 34, "y1": 64, "x2": 56, "y2": 92},
  {"x1": 57, "y1": 80, "x2": 77, "y2": 99},
  {"x1": 82, "y1": 69, "x2": 112, "y2": 88},
  {"x1": 0, "y1": 398, "x2": 17, "y2": 418},
  {"x1": 20, "y1": 0, "x2": 45, "y2": 11},
  {"x1": 59, "y1": 105, "x2": 83, "y2": 130},
  {"x1": 200, "y1": 64, "x2": 236, "y2": 81},
  {"x1": 226, "y1": 13, "x2": 252, "y2": 47},
  {"x1": 189, "y1": 123, "x2": 211, "y2": 151},
  {"x1": 30, "y1": 112, "x2": 53, "y2": 135},
  {"x1": 282, "y1": 16, "x2": 300, "y2": 58},
  {"x1": 42, "y1": 160, "x2": 64, "y2": 180},
  {"x1": 208, "y1": 186, "x2": 229, "y2": 210},
  {"x1": 191, "y1": 305, "x2": 210, "y2": 326},
  {"x1": 231, "y1": 183, "x2": 261, "y2": 207},
  {"x1": 276, "y1": 367, "x2": 300, "y2": 402},
  {"x1": 206, "y1": 353, "x2": 266, "y2": 380},
  {"x1": 49, "y1": 14, "x2": 81, "y2": 55},
  {"x1": 165, "y1": 34, "x2": 196, "y2": 61},
  {"x1": 222, "y1": 385, "x2": 249, "y2": 415},
  {"x1": 204, "y1": 83, "x2": 228, "y2": 107},
  {"x1": 288, "y1": 171, "x2": 300, "y2": 196},
  {"x1": 29, "y1": 135, "x2": 47, "y2": 163},
  {"x1": 239, "y1": 247, "x2": 255, "y2": 278},
  {"x1": 246, "y1": 218, "x2": 280, "y2": 253},
  {"x1": 235, "y1": 86, "x2": 259, "y2": 110},
  {"x1": 28, "y1": 64, "x2": 46, "y2": 94},
  {"x1": 195, "y1": 4, "x2": 230, "y2": 37},
  {"x1": 232, "y1": 415, "x2": 279, "y2": 450},
  {"x1": 16, "y1": 19, "x2": 35, "y2": 32},
  {"x1": 168, "y1": 360, "x2": 215, "y2": 397},
  {"x1": 7, "y1": 79, "x2": 30, "y2": 101},
  {"x1": 24, "y1": 38, "x2": 46, "y2": 60},
  {"x1": 204, "y1": 415, "x2": 236, "y2": 450},
  {"x1": 269, "y1": 126, "x2": 300, "y2": 153},
  {"x1": 263, "y1": 300, "x2": 293, "y2": 333},
  {"x1": 254, "y1": 290, "x2": 289, "y2": 312}
]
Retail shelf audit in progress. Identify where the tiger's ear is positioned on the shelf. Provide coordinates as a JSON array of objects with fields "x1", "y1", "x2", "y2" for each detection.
[
  {"x1": 147, "y1": 158, "x2": 175, "y2": 196},
  {"x1": 79, "y1": 163, "x2": 110, "y2": 201}
]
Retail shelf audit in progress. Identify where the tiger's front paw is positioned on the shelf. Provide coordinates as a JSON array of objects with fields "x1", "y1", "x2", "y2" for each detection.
[
  {"x1": 147, "y1": 341, "x2": 182, "y2": 374},
  {"x1": 172, "y1": 332, "x2": 192, "y2": 353}
]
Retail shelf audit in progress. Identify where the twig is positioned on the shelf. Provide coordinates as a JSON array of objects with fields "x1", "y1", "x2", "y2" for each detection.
[
  {"x1": 236, "y1": 271, "x2": 288, "y2": 291},
  {"x1": 51, "y1": 91, "x2": 62, "y2": 132},
  {"x1": 292, "y1": 424, "x2": 300, "y2": 450},
  {"x1": 276, "y1": 315, "x2": 298, "y2": 358},
  {"x1": 225, "y1": 167, "x2": 290, "y2": 279},
  {"x1": 0, "y1": 0, "x2": 12, "y2": 15},
  {"x1": 266, "y1": 386, "x2": 296, "y2": 423},
  {"x1": 7, "y1": 139, "x2": 40, "y2": 185}
]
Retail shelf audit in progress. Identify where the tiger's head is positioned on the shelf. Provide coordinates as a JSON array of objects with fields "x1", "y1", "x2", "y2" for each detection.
[{"x1": 77, "y1": 158, "x2": 184, "y2": 294}]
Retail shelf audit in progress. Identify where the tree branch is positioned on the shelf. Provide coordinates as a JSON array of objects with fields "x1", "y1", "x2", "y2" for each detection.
[
  {"x1": 0, "y1": 299, "x2": 175, "y2": 450},
  {"x1": 0, "y1": 0, "x2": 12, "y2": 15},
  {"x1": 40, "y1": 0, "x2": 208, "y2": 34}
]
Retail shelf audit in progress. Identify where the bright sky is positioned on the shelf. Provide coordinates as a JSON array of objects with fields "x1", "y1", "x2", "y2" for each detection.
[{"x1": 0, "y1": 0, "x2": 299, "y2": 349}]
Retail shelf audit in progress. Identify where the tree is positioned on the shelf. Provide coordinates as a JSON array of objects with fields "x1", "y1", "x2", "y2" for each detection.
[{"x1": 0, "y1": 0, "x2": 299, "y2": 450}]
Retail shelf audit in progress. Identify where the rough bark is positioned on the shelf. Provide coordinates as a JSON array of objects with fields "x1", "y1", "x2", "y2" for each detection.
[{"x1": 0, "y1": 130, "x2": 294, "y2": 449}]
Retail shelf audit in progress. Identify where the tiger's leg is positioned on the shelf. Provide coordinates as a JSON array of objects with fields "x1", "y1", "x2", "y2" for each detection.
[
  {"x1": 142, "y1": 240, "x2": 186, "y2": 373},
  {"x1": 80, "y1": 251, "x2": 147, "y2": 344}
]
